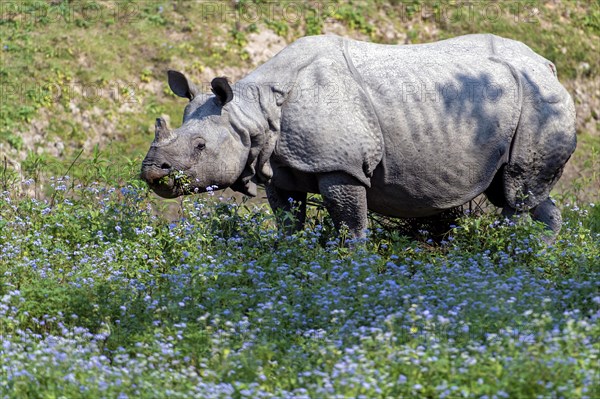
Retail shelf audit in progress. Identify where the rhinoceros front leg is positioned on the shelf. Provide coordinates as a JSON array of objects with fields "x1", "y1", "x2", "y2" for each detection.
[
  {"x1": 266, "y1": 184, "x2": 307, "y2": 234},
  {"x1": 318, "y1": 172, "x2": 368, "y2": 239}
]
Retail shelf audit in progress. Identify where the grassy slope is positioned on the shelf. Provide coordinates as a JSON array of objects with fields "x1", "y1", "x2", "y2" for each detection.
[{"x1": 0, "y1": 0, "x2": 598, "y2": 202}]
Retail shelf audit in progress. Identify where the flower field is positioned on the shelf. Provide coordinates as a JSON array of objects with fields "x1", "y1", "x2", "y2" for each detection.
[
  {"x1": 1, "y1": 0, "x2": 599, "y2": 397},
  {"x1": 0, "y1": 178, "x2": 598, "y2": 398}
]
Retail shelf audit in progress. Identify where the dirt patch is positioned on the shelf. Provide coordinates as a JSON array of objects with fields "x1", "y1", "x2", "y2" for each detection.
[
  {"x1": 245, "y1": 29, "x2": 287, "y2": 66},
  {"x1": 565, "y1": 77, "x2": 600, "y2": 137}
]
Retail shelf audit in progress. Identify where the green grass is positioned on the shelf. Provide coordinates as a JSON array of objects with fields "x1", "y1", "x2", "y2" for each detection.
[
  {"x1": 0, "y1": 169, "x2": 598, "y2": 397},
  {"x1": 1, "y1": 1, "x2": 598, "y2": 173}
]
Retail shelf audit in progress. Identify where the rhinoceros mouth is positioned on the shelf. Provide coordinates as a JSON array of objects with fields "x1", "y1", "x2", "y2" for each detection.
[
  {"x1": 148, "y1": 180, "x2": 182, "y2": 198},
  {"x1": 148, "y1": 174, "x2": 200, "y2": 198},
  {"x1": 140, "y1": 167, "x2": 196, "y2": 198}
]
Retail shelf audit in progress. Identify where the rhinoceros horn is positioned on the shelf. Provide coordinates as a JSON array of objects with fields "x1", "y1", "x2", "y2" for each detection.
[{"x1": 153, "y1": 117, "x2": 175, "y2": 146}]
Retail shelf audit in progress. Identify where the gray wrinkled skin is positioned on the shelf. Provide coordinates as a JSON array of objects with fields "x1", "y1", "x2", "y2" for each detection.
[{"x1": 141, "y1": 34, "x2": 576, "y2": 242}]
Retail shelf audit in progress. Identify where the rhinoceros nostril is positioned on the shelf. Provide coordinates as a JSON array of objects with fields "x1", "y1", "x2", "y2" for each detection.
[{"x1": 160, "y1": 162, "x2": 171, "y2": 170}]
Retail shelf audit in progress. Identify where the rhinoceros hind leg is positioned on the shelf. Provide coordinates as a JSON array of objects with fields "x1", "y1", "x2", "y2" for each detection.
[
  {"x1": 530, "y1": 197, "x2": 562, "y2": 244},
  {"x1": 318, "y1": 172, "x2": 368, "y2": 239},
  {"x1": 484, "y1": 166, "x2": 507, "y2": 208},
  {"x1": 501, "y1": 206, "x2": 518, "y2": 219},
  {"x1": 266, "y1": 184, "x2": 307, "y2": 234},
  {"x1": 501, "y1": 198, "x2": 561, "y2": 244}
]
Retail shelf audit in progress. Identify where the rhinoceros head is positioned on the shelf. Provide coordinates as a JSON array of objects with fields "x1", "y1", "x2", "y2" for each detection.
[{"x1": 141, "y1": 70, "x2": 249, "y2": 198}]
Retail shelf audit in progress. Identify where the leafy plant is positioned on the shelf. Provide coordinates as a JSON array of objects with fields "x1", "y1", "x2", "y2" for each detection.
[{"x1": 0, "y1": 162, "x2": 598, "y2": 397}]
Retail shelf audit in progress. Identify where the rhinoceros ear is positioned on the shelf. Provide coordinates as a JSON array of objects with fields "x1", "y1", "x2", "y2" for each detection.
[
  {"x1": 211, "y1": 77, "x2": 233, "y2": 106},
  {"x1": 167, "y1": 70, "x2": 199, "y2": 101}
]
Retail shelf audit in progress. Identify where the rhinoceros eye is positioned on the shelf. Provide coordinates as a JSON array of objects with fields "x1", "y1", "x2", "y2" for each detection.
[{"x1": 194, "y1": 139, "x2": 206, "y2": 151}]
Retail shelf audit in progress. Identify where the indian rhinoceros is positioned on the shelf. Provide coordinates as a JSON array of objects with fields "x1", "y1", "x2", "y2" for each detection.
[{"x1": 141, "y1": 34, "x2": 576, "y2": 241}]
